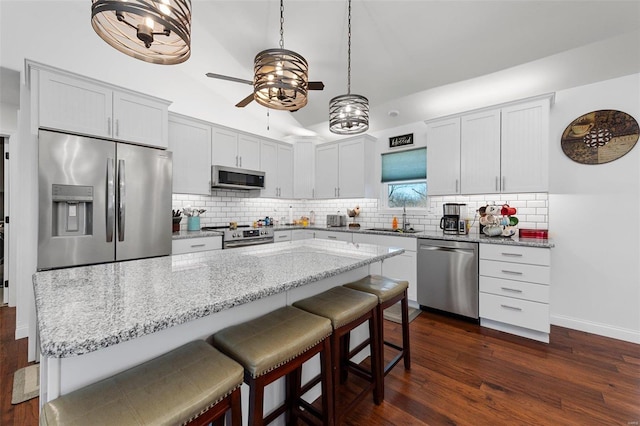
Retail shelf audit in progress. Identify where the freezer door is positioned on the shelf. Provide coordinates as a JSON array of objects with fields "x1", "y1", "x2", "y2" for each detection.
[
  {"x1": 115, "y1": 144, "x2": 172, "y2": 261},
  {"x1": 38, "y1": 130, "x2": 116, "y2": 269}
]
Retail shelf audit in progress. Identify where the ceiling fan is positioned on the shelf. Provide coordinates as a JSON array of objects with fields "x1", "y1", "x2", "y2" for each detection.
[{"x1": 205, "y1": 72, "x2": 325, "y2": 109}]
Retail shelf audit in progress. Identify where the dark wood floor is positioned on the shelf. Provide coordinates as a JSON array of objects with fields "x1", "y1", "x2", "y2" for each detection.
[{"x1": 2, "y1": 305, "x2": 639, "y2": 425}]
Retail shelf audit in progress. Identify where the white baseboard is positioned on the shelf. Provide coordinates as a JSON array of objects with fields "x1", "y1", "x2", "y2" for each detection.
[
  {"x1": 551, "y1": 314, "x2": 640, "y2": 344},
  {"x1": 15, "y1": 322, "x2": 29, "y2": 340}
]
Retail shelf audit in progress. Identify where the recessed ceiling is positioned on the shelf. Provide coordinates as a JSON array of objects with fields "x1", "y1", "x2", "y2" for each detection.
[{"x1": 1, "y1": 1, "x2": 639, "y2": 141}]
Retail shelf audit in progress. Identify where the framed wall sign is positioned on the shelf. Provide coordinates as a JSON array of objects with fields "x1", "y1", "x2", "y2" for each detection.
[
  {"x1": 561, "y1": 110, "x2": 639, "y2": 165},
  {"x1": 389, "y1": 133, "x2": 413, "y2": 148}
]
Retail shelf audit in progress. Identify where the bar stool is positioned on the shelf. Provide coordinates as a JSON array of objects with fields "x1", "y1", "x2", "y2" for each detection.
[
  {"x1": 211, "y1": 306, "x2": 333, "y2": 426},
  {"x1": 39, "y1": 340, "x2": 243, "y2": 426},
  {"x1": 292, "y1": 286, "x2": 382, "y2": 424},
  {"x1": 344, "y1": 275, "x2": 411, "y2": 399}
]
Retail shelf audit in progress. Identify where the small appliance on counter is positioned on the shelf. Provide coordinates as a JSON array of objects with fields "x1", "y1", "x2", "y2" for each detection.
[
  {"x1": 439, "y1": 203, "x2": 467, "y2": 235},
  {"x1": 326, "y1": 214, "x2": 347, "y2": 227}
]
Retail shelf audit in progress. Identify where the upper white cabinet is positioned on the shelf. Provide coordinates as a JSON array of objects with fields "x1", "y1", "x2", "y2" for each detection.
[
  {"x1": 36, "y1": 67, "x2": 169, "y2": 148},
  {"x1": 293, "y1": 140, "x2": 315, "y2": 199},
  {"x1": 260, "y1": 140, "x2": 293, "y2": 198},
  {"x1": 168, "y1": 113, "x2": 212, "y2": 195},
  {"x1": 212, "y1": 127, "x2": 260, "y2": 170},
  {"x1": 315, "y1": 135, "x2": 376, "y2": 199},
  {"x1": 500, "y1": 98, "x2": 550, "y2": 193},
  {"x1": 425, "y1": 94, "x2": 552, "y2": 195},
  {"x1": 460, "y1": 109, "x2": 502, "y2": 194},
  {"x1": 426, "y1": 117, "x2": 461, "y2": 195}
]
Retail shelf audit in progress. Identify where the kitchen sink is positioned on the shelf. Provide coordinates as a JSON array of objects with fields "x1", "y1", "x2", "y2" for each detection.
[{"x1": 365, "y1": 228, "x2": 421, "y2": 234}]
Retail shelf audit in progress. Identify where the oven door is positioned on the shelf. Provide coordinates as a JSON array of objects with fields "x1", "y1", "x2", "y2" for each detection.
[{"x1": 223, "y1": 237, "x2": 274, "y2": 249}]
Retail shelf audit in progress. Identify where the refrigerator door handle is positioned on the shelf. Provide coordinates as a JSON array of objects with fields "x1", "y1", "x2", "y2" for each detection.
[
  {"x1": 106, "y1": 158, "x2": 115, "y2": 242},
  {"x1": 118, "y1": 159, "x2": 126, "y2": 241}
]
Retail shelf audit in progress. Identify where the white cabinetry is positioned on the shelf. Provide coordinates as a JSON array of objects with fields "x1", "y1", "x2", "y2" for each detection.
[
  {"x1": 172, "y1": 236, "x2": 222, "y2": 254},
  {"x1": 460, "y1": 109, "x2": 501, "y2": 194},
  {"x1": 426, "y1": 117, "x2": 461, "y2": 195},
  {"x1": 168, "y1": 113, "x2": 212, "y2": 195},
  {"x1": 260, "y1": 140, "x2": 293, "y2": 198},
  {"x1": 292, "y1": 229, "x2": 315, "y2": 240},
  {"x1": 36, "y1": 68, "x2": 169, "y2": 148},
  {"x1": 352, "y1": 234, "x2": 418, "y2": 303},
  {"x1": 479, "y1": 244, "x2": 551, "y2": 343},
  {"x1": 313, "y1": 230, "x2": 352, "y2": 242},
  {"x1": 212, "y1": 127, "x2": 260, "y2": 170},
  {"x1": 293, "y1": 140, "x2": 315, "y2": 199},
  {"x1": 314, "y1": 135, "x2": 376, "y2": 199},
  {"x1": 274, "y1": 230, "x2": 292, "y2": 243},
  {"x1": 500, "y1": 98, "x2": 550, "y2": 192}
]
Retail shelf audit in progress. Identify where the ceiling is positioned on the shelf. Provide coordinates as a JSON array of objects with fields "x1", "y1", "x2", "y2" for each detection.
[{"x1": 1, "y1": 1, "x2": 640, "y2": 142}]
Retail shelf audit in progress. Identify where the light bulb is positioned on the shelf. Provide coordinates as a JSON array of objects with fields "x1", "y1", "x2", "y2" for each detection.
[
  {"x1": 158, "y1": 0, "x2": 171, "y2": 16},
  {"x1": 143, "y1": 17, "x2": 155, "y2": 30}
]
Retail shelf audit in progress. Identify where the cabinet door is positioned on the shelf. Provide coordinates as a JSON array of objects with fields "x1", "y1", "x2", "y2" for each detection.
[
  {"x1": 277, "y1": 144, "x2": 294, "y2": 198},
  {"x1": 259, "y1": 140, "x2": 278, "y2": 197},
  {"x1": 460, "y1": 109, "x2": 501, "y2": 194},
  {"x1": 113, "y1": 91, "x2": 169, "y2": 148},
  {"x1": 315, "y1": 144, "x2": 339, "y2": 198},
  {"x1": 168, "y1": 115, "x2": 212, "y2": 195},
  {"x1": 274, "y1": 230, "x2": 292, "y2": 242},
  {"x1": 314, "y1": 230, "x2": 352, "y2": 242},
  {"x1": 237, "y1": 134, "x2": 261, "y2": 170},
  {"x1": 382, "y1": 251, "x2": 418, "y2": 302},
  {"x1": 39, "y1": 70, "x2": 112, "y2": 138},
  {"x1": 292, "y1": 229, "x2": 315, "y2": 240},
  {"x1": 293, "y1": 141, "x2": 315, "y2": 199},
  {"x1": 426, "y1": 117, "x2": 461, "y2": 195},
  {"x1": 212, "y1": 127, "x2": 239, "y2": 167},
  {"x1": 338, "y1": 139, "x2": 365, "y2": 198},
  {"x1": 501, "y1": 98, "x2": 550, "y2": 192}
]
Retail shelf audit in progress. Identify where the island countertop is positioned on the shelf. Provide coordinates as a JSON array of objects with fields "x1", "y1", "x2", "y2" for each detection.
[{"x1": 33, "y1": 239, "x2": 404, "y2": 358}]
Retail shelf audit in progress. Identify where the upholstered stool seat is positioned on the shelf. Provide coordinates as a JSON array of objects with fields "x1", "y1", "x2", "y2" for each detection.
[
  {"x1": 293, "y1": 286, "x2": 382, "y2": 423},
  {"x1": 344, "y1": 275, "x2": 411, "y2": 400},
  {"x1": 40, "y1": 340, "x2": 243, "y2": 426},
  {"x1": 212, "y1": 305, "x2": 334, "y2": 426}
]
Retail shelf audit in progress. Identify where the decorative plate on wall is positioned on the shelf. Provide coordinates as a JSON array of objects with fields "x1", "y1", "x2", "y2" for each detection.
[{"x1": 561, "y1": 110, "x2": 639, "y2": 164}]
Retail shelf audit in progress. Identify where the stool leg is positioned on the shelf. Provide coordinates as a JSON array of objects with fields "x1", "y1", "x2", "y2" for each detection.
[
  {"x1": 339, "y1": 333, "x2": 350, "y2": 383},
  {"x1": 285, "y1": 367, "x2": 301, "y2": 425},
  {"x1": 401, "y1": 289, "x2": 411, "y2": 370},
  {"x1": 369, "y1": 309, "x2": 383, "y2": 406},
  {"x1": 230, "y1": 387, "x2": 242, "y2": 426},
  {"x1": 376, "y1": 303, "x2": 386, "y2": 401},
  {"x1": 248, "y1": 375, "x2": 265, "y2": 426},
  {"x1": 320, "y1": 338, "x2": 334, "y2": 426}
]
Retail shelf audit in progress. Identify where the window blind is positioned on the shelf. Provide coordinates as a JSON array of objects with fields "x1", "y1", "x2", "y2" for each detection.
[{"x1": 381, "y1": 147, "x2": 426, "y2": 183}]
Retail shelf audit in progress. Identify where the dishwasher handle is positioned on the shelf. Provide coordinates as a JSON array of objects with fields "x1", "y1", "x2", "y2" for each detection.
[{"x1": 418, "y1": 244, "x2": 475, "y2": 255}]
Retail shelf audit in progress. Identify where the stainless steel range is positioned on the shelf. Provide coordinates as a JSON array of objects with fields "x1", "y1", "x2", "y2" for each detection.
[{"x1": 201, "y1": 225, "x2": 274, "y2": 249}]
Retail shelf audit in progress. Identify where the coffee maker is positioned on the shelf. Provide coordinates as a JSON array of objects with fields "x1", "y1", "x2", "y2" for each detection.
[{"x1": 440, "y1": 203, "x2": 467, "y2": 235}]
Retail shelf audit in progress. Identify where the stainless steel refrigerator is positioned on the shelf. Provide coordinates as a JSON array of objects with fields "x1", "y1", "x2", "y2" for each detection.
[{"x1": 37, "y1": 129, "x2": 172, "y2": 270}]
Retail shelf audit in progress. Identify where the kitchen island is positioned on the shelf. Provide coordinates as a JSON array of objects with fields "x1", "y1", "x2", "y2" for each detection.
[{"x1": 32, "y1": 239, "x2": 404, "y2": 410}]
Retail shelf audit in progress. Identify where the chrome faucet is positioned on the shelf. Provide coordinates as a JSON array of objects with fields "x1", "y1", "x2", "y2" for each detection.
[{"x1": 402, "y1": 205, "x2": 410, "y2": 231}]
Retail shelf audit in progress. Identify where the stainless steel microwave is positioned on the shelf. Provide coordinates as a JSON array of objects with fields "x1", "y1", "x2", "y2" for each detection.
[{"x1": 211, "y1": 165, "x2": 265, "y2": 190}]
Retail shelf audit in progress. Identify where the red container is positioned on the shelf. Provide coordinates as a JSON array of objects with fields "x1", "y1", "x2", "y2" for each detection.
[{"x1": 519, "y1": 228, "x2": 548, "y2": 239}]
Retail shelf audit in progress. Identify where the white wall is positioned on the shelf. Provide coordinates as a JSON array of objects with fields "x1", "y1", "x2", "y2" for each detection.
[{"x1": 549, "y1": 73, "x2": 640, "y2": 343}]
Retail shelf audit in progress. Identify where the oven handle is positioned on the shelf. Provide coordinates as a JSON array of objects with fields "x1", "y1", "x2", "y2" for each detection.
[{"x1": 224, "y1": 237, "x2": 274, "y2": 249}]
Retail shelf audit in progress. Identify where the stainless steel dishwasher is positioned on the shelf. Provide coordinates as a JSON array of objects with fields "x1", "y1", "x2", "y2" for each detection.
[{"x1": 417, "y1": 239, "x2": 479, "y2": 320}]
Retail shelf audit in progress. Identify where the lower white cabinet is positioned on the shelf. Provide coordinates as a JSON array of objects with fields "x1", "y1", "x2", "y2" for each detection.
[
  {"x1": 352, "y1": 234, "x2": 417, "y2": 303},
  {"x1": 479, "y1": 244, "x2": 551, "y2": 343},
  {"x1": 172, "y1": 236, "x2": 222, "y2": 254},
  {"x1": 292, "y1": 229, "x2": 315, "y2": 240},
  {"x1": 313, "y1": 230, "x2": 353, "y2": 243},
  {"x1": 274, "y1": 230, "x2": 292, "y2": 243}
]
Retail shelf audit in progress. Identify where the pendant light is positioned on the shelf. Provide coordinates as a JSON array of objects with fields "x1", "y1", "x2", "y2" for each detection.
[
  {"x1": 91, "y1": 0, "x2": 192, "y2": 65},
  {"x1": 253, "y1": 0, "x2": 309, "y2": 111},
  {"x1": 329, "y1": 0, "x2": 369, "y2": 135}
]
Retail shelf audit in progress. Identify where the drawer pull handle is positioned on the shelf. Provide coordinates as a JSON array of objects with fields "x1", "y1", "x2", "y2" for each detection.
[
  {"x1": 501, "y1": 270, "x2": 523, "y2": 275},
  {"x1": 501, "y1": 287, "x2": 523, "y2": 293},
  {"x1": 501, "y1": 252, "x2": 523, "y2": 257},
  {"x1": 327, "y1": 236, "x2": 337, "y2": 240},
  {"x1": 501, "y1": 304, "x2": 522, "y2": 312},
  {"x1": 190, "y1": 244, "x2": 206, "y2": 248},
  {"x1": 278, "y1": 235, "x2": 288, "y2": 239}
]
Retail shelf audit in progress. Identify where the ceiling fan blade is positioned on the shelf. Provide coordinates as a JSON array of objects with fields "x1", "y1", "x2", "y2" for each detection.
[
  {"x1": 206, "y1": 73, "x2": 253, "y2": 85},
  {"x1": 308, "y1": 81, "x2": 325, "y2": 90},
  {"x1": 235, "y1": 93, "x2": 255, "y2": 108}
]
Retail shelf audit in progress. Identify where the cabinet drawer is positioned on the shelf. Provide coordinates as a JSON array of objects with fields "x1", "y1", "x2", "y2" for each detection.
[
  {"x1": 480, "y1": 293, "x2": 549, "y2": 333},
  {"x1": 352, "y1": 233, "x2": 416, "y2": 251},
  {"x1": 480, "y1": 259, "x2": 550, "y2": 285},
  {"x1": 274, "y1": 231, "x2": 292, "y2": 242},
  {"x1": 314, "y1": 230, "x2": 353, "y2": 242},
  {"x1": 480, "y1": 244, "x2": 550, "y2": 266},
  {"x1": 480, "y1": 276, "x2": 549, "y2": 303},
  {"x1": 172, "y1": 237, "x2": 222, "y2": 254}
]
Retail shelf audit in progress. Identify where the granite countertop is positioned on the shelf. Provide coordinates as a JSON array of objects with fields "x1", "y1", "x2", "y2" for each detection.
[
  {"x1": 172, "y1": 229, "x2": 223, "y2": 240},
  {"x1": 33, "y1": 239, "x2": 404, "y2": 358},
  {"x1": 269, "y1": 225, "x2": 554, "y2": 248}
]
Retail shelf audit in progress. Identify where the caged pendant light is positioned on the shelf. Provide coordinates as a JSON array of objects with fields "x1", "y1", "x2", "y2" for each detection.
[
  {"x1": 329, "y1": 0, "x2": 369, "y2": 134},
  {"x1": 91, "y1": 0, "x2": 192, "y2": 65},
  {"x1": 253, "y1": 0, "x2": 309, "y2": 111}
]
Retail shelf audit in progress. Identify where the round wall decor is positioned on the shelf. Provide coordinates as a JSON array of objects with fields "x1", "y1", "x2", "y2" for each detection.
[{"x1": 561, "y1": 110, "x2": 639, "y2": 164}]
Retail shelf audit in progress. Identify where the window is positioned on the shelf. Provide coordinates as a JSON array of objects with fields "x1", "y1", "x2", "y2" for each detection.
[{"x1": 381, "y1": 147, "x2": 427, "y2": 208}]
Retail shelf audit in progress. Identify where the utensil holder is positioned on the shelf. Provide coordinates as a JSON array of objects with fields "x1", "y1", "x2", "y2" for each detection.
[{"x1": 187, "y1": 216, "x2": 200, "y2": 231}]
